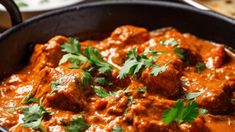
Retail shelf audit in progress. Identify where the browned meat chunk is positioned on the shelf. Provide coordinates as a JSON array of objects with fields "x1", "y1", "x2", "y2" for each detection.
[
  {"x1": 140, "y1": 62, "x2": 183, "y2": 98},
  {"x1": 183, "y1": 72, "x2": 233, "y2": 114},
  {"x1": 29, "y1": 35, "x2": 67, "y2": 72},
  {"x1": 205, "y1": 46, "x2": 225, "y2": 69}
]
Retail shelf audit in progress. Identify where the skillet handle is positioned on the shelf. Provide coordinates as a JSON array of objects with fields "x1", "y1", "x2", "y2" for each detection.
[{"x1": 0, "y1": 0, "x2": 22, "y2": 26}]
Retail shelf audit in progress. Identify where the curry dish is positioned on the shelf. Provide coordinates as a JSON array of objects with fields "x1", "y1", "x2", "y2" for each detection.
[{"x1": 0, "y1": 25, "x2": 235, "y2": 132}]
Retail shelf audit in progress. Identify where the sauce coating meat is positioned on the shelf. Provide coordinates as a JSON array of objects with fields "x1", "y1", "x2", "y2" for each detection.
[{"x1": 0, "y1": 25, "x2": 235, "y2": 132}]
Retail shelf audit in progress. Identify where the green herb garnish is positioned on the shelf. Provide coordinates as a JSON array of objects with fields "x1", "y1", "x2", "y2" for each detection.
[
  {"x1": 186, "y1": 89, "x2": 205, "y2": 100},
  {"x1": 118, "y1": 48, "x2": 161, "y2": 79},
  {"x1": 50, "y1": 80, "x2": 62, "y2": 93},
  {"x1": 160, "y1": 38, "x2": 178, "y2": 47},
  {"x1": 85, "y1": 46, "x2": 112, "y2": 75},
  {"x1": 95, "y1": 77, "x2": 113, "y2": 85},
  {"x1": 151, "y1": 64, "x2": 168, "y2": 76},
  {"x1": 112, "y1": 125, "x2": 124, "y2": 132},
  {"x1": 21, "y1": 104, "x2": 50, "y2": 132},
  {"x1": 162, "y1": 99, "x2": 199, "y2": 125},
  {"x1": 62, "y1": 116, "x2": 89, "y2": 132},
  {"x1": 174, "y1": 48, "x2": 185, "y2": 60},
  {"x1": 81, "y1": 71, "x2": 93, "y2": 87},
  {"x1": 195, "y1": 62, "x2": 206, "y2": 73},
  {"x1": 22, "y1": 92, "x2": 37, "y2": 104},
  {"x1": 94, "y1": 86, "x2": 147, "y2": 98}
]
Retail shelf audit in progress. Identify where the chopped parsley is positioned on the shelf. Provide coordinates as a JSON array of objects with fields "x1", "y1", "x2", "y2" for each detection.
[
  {"x1": 95, "y1": 77, "x2": 113, "y2": 86},
  {"x1": 84, "y1": 46, "x2": 112, "y2": 75},
  {"x1": 151, "y1": 64, "x2": 168, "y2": 76},
  {"x1": 21, "y1": 104, "x2": 50, "y2": 132},
  {"x1": 22, "y1": 92, "x2": 37, "y2": 104},
  {"x1": 160, "y1": 38, "x2": 186, "y2": 60},
  {"x1": 81, "y1": 71, "x2": 93, "y2": 87},
  {"x1": 62, "y1": 116, "x2": 89, "y2": 132},
  {"x1": 50, "y1": 80, "x2": 62, "y2": 93},
  {"x1": 174, "y1": 48, "x2": 185, "y2": 60},
  {"x1": 160, "y1": 38, "x2": 178, "y2": 47},
  {"x1": 94, "y1": 86, "x2": 147, "y2": 98},
  {"x1": 118, "y1": 48, "x2": 164, "y2": 79},
  {"x1": 60, "y1": 38, "x2": 113, "y2": 75},
  {"x1": 195, "y1": 62, "x2": 206, "y2": 73},
  {"x1": 186, "y1": 89, "x2": 205, "y2": 100},
  {"x1": 112, "y1": 125, "x2": 124, "y2": 132},
  {"x1": 94, "y1": 86, "x2": 115, "y2": 98},
  {"x1": 162, "y1": 99, "x2": 199, "y2": 125}
]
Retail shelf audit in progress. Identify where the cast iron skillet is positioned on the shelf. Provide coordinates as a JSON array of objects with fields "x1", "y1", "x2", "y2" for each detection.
[{"x1": 0, "y1": 0, "x2": 234, "y2": 80}]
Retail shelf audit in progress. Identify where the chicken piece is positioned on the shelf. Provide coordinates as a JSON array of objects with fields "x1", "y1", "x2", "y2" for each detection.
[
  {"x1": 30, "y1": 65, "x2": 89, "y2": 112},
  {"x1": 205, "y1": 45, "x2": 225, "y2": 69},
  {"x1": 109, "y1": 25, "x2": 149, "y2": 46},
  {"x1": 43, "y1": 67, "x2": 90, "y2": 112},
  {"x1": 29, "y1": 35, "x2": 67, "y2": 73},
  {"x1": 140, "y1": 62, "x2": 183, "y2": 98},
  {"x1": 129, "y1": 96, "x2": 180, "y2": 131},
  {"x1": 183, "y1": 72, "x2": 233, "y2": 114}
]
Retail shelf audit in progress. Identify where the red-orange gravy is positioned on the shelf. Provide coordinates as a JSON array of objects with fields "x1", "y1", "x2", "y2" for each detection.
[{"x1": 0, "y1": 25, "x2": 235, "y2": 132}]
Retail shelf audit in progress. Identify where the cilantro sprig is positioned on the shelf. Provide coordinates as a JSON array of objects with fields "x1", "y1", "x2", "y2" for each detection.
[
  {"x1": 112, "y1": 125, "x2": 124, "y2": 132},
  {"x1": 21, "y1": 104, "x2": 50, "y2": 132},
  {"x1": 61, "y1": 116, "x2": 89, "y2": 132},
  {"x1": 60, "y1": 37, "x2": 115, "y2": 75},
  {"x1": 195, "y1": 62, "x2": 206, "y2": 73},
  {"x1": 160, "y1": 38, "x2": 185, "y2": 60},
  {"x1": 50, "y1": 80, "x2": 62, "y2": 93},
  {"x1": 162, "y1": 99, "x2": 199, "y2": 125},
  {"x1": 94, "y1": 86, "x2": 147, "y2": 98},
  {"x1": 22, "y1": 92, "x2": 38, "y2": 104},
  {"x1": 118, "y1": 48, "x2": 165, "y2": 79},
  {"x1": 186, "y1": 89, "x2": 205, "y2": 100}
]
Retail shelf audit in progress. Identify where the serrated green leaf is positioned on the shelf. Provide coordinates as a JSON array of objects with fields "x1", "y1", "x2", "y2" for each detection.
[
  {"x1": 81, "y1": 71, "x2": 93, "y2": 87},
  {"x1": 186, "y1": 89, "x2": 205, "y2": 100},
  {"x1": 112, "y1": 125, "x2": 124, "y2": 132},
  {"x1": 22, "y1": 92, "x2": 38, "y2": 104},
  {"x1": 64, "y1": 116, "x2": 89, "y2": 132},
  {"x1": 151, "y1": 64, "x2": 168, "y2": 76},
  {"x1": 160, "y1": 38, "x2": 179, "y2": 47}
]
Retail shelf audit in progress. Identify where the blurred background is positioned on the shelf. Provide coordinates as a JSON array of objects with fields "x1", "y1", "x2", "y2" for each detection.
[{"x1": 0, "y1": 0, "x2": 234, "y2": 33}]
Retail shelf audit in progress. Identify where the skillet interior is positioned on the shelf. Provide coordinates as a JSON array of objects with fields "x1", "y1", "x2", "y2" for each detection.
[{"x1": 0, "y1": 0, "x2": 234, "y2": 78}]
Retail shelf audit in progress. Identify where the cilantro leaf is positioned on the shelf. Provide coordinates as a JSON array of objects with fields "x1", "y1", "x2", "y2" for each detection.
[
  {"x1": 22, "y1": 92, "x2": 38, "y2": 104},
  {"x1": 136, "y1": 86, "x2": 147, "y2": 93},
  {"x1": 21, "y1": 104, "x2": 50, "y2": 131},
  {"x1": 162, "y1": 99, "x2": 199, "y2": 125},
  {"x1": 195, "y1": 62, "x2": 206, "y2": 73},
  {"x1": 186, "y1": 89, "x2": 205, "y2": 100},
  {"x1": 63, "y1": 116, "x2": 89, "y2": 132},
  {"x1": 50, "y1": 80, "x2": 62, "y2": 93},
  {"x1": 59, "y1": 54, "x2": 87, "y2": 66},
  {"x1": 81, "y1": 71, "x2": 93, "y2": 87},
  {"x1": 151, "y1": 64, "x2": 168, "y2": 76},
  {"x1": 95, "y1": 77, "x2": 113, "y2": 85},
  {"x1": 118, "y1": 48, "x2": 155, "y2": 79},
  {"x1": 85, "y1": 46, "x2": 112, "y2": 74},
  {"x1": 94, "y1": 86, "x2": 114, "y2": 98},
  {"x1": 94, "y1": 86, "x2": 147, "y2": 98},
  {"x1": 199, "y1": 108, "x2": 208, "y2": 114},
  {"x1": 112, "y1": 125, "x2": 124, "y2": 132},
  {"x1": 174, "y1": 48, "x2": 185, "y2": 60},
  {"x1": 160, "y1": 38, "x2": 178, "y2": 47},
  {"x1": 61, "y1": 38, "x2": 81, "y2": 55}
]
